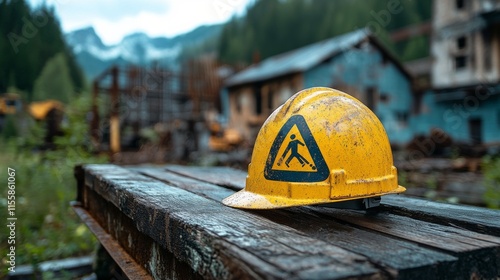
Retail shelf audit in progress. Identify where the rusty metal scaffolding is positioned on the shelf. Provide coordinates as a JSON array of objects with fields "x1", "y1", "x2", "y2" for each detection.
[{"x1": 91, "y1": 60, "x2": 223, "y2": 157}]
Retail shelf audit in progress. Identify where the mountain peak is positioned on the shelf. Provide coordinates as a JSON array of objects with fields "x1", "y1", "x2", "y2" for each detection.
[
  {"x1": 73, "y1": 26, "x2": 96, "y2": 34},
  {"x1": 65, "y1": 23, "x2": 223, "y2": 79},
  {"x1": 123, "y1": 32, "x2": 150, "y2": 42},
  {"x1": 66, "y1": 26, "x2": 105, "y2": 49}
]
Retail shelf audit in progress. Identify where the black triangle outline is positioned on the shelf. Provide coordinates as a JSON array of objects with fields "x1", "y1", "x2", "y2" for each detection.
[{"x1": 264, "y1": 115, "x2": 329, "y2": 182}]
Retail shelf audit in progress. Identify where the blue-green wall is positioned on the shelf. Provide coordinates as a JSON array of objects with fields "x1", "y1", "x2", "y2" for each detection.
[
  {"x1": 413, "y1": 88, "x2": 500, "y2": 144},
  {"x1": 303, "y1": 47, "x2": 414, "y2": 145},
  {"x1": 223, "y1": 45, "x2": 500, "y2": 146}
]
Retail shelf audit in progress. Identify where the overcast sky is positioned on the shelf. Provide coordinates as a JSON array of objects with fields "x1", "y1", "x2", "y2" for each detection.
[{"x1": 28, "y1": 0, "x2": 253, "y2": 45}]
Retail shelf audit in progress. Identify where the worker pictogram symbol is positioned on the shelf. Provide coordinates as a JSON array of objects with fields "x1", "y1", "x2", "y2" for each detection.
[
  {"x1": 264, "y1": 115, "x2": 329, "y2": 182},
  {"x1": 277, "y1": 134, "x2": 316, "y2": 169}
]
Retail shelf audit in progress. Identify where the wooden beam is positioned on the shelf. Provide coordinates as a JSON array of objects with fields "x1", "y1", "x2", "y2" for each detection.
[
  {"x1": 110, "y1": 66, "x2": 120, "y2": 154},
  {"x1": 389, "y1": 22, "x2": 432, "y2": 42}
]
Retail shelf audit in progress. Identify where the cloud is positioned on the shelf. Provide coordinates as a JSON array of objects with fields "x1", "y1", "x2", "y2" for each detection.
[
  {"x1": 29, "y1": 0, "x2": 252, "y2": 45},
  {"x1": 44, "y1": 0, "x2": 170, "y2": 21}
]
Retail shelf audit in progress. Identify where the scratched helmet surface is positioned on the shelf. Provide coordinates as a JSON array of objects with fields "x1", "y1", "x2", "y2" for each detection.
[{"x1": 222, "y1": 87, "x2": 405, "y2": 209}]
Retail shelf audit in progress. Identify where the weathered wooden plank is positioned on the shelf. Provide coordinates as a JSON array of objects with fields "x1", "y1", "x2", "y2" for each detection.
[
  {"x1": 83, "y1": 186, "x2": 217, "y2": 280},
  {"x1": 136, "y1": 167, "x2": 461, "y2": 279},
  {"x1": 149, "y1": 165, "x2": 500, "y2": 279},
  {"x1": 82, "y1": 164, "x2": 381, "y2": 279},
  {"x1": 313, "y1": 207, "x2": 500, "y2": 278},
  {"x1": 382, "y1": 195, "x2": 500, "y2": 235},
  {"x1": 165, "y1": 165, "x2": 500, "y2": 237},
  {"x1": 165, "y1": 165, "x2": 246, "y2": 191},
  {"x1": 128, "y1": 166, "x2": 233, "y2": 201},
  {"x1": 84, "y1": 168, "x2": 290, "y2": 280}
]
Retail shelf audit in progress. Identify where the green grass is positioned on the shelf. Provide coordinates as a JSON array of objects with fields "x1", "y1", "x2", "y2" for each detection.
[
  {"x1": 482, "y1": 156, "x2": 500, "y2": 209},
  {"x1": 0, "y1": 145, "x2": 99, "y2": 275},
  {"x1": 0, "y1": 95, "x2": 107, "y2": 278}
]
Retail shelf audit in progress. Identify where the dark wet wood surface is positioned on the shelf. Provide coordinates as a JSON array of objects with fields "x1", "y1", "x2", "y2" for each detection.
[{"x1": 76, "y1": 164, "x2": 500, "y2": 280}]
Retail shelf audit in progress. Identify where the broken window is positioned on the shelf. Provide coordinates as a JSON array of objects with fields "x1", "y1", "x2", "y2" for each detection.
[
  {"x1": 379, "y1": 94, "x2": 390, "y2": 103},
  {"x1": 455, "y1": 55, "x2": 467, "y2": 70},
  {"x1": 254, "y1": 86, "x2": 262, "y2": 115},
  {"x1": 396, "y1": 111, "x2": 409, "y2": 126},
  {"x1": 456, "y1": 0, "x2": 465, "y2": 9},
  {"x1": 483, "y1": 30, "x2": 492, "y2": 71},
  {"x1": 469, "y1": 118, "x2": 482, "y2": 144},
  {"x1": 457, "y1": 36, "x2": 467, "y2": 50},
  {"x1": 236, "y1": 93, "x2": 242, "y2": 113},
  {"x1": 267, "y1": 88, "x2": 274, "y2": 111}
]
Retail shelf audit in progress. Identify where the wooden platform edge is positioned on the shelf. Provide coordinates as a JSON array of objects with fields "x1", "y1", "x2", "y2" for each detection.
[
  {"x1": 75, "y1": 164, "x2": 500, "y2": 280},
  {"x1": 78, "y1": 164, "x2": 384, "y2": 280},
  {"x1": 71, "y1": 201, "x2": 153, "y2": 280},
  {"x1": 137, "y1": 166, "x2": 500, "y2": 279}
]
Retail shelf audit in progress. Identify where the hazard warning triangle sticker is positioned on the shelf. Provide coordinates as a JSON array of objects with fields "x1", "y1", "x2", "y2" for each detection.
[{"x1": 264, "y1": 115, "x2": 329, "y2": 182}]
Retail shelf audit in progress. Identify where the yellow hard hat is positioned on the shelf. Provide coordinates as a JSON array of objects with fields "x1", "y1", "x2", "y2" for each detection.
[{"x1": 222, "y1": 87, "x2": 405, "y2": 209}]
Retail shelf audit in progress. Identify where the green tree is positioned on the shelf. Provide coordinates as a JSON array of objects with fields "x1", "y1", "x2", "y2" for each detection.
[
  {"x1": 217, "y1": 0, "x2": 432, "y2": 64},
  {"x1": 0, "y1": 0, "x2": 85, "y2": 95},
  {"x1": 32, "y1": 52, "x2": 74, "y2": 104}
]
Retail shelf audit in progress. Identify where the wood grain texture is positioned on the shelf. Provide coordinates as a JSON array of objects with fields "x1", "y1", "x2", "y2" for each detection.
[
  {"x1": 164, "y1": 165, "x2": 500, "y2": 236},
  {"x1": 165, "y1": 165, "x2": 246, "y2": 191},
  {"x1": 137, "y1": 167, "x2": 459, "y2": 279},
  {"x1": 78, "y1": 164, "x2": 500, "y2": 280},
  {"x1": 314, "y1": 207, "x2": 500, "y2": 278},
  {"x1": 143, "y1": 165, "x2": 500, "y2": 279},
  {"x1": 82, "y1": 164, "x2": 380, "y2": 279},
  {"x1": 382, "y1": 195, "x2": 500, "y2": 235}
]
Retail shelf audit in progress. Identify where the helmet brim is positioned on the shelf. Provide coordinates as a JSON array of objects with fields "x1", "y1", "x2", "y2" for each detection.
[{"x1": 222, "y1": 186, "x2": 406, "y2": 209}]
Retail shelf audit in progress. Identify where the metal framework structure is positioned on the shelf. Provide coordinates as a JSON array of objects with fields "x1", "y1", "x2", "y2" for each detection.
[{"x1": 91, "y1": 61, "x2": 223, "y2": 156}]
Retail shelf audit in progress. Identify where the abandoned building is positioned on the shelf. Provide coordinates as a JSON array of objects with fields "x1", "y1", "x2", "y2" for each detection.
[
  {"x1": 223, "y1": 29, "x2": 414, "y2": 146},
  {"x1": 222, "y1": 0, "x2": 500, "y2": 150},
  {"x1": 413, "y1": 0, "x2": 500, "y2": 146}
]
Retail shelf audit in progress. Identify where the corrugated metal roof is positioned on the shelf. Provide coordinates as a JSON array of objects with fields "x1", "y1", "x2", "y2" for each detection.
[{"x1": 225, "y1": 29, "x2": 370, "y2": 87}]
